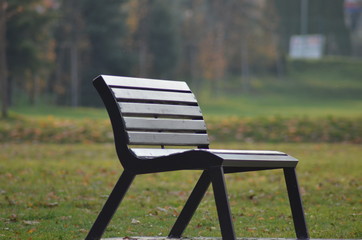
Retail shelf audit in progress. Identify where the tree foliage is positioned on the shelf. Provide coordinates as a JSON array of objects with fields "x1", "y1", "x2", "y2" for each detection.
[
  {"x1": 275, "y1": 0, "x2": 351, "y2": 55},
  {"x1": 6, "y1": 0, "x2": 56, "y2": 104},
  {"x1": 1, "y1": 0, "x2": 56, "y2": 117},
  {"x1": 0, "y1": 0, "x2": 354, "y2": 108}
]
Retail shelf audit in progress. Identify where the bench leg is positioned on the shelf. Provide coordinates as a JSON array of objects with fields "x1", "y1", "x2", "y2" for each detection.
[
  {"x1": 168, "y1": 171, "x2": 211, "y2": 238},
  {"x1": 283, "y1": 168, "x2": 309, "y2": 239},
  {"x1": 86, "y1": 170, "x2": 135, "y2": 240},
  {"x1": 209, "y1": 167, "x2": 236, "y2": 240}
]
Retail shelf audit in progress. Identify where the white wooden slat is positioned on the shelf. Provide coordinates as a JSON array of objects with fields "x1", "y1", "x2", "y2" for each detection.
[
  {"x1": 102, "y1": 75, "x2": 190, "y2": 91},
  {"x1": 112, "y1": 88, "x2": 197, "y2": 103},
  {"x1": 130, "y1": 148, "x2": 192, "y2": 158},
  {"x1": 221, "y1": 156, "x2": 298, "y2": 168},
  {"x1": 215, "y1": 153, "x2": 297, "y2": 161},
  {"x1": 128, "y1": 132, "x2": 209, "y2": 145},
  {"x1": 119, "y1": 103, "x2": 203, "y2": 117},
  {"x1": 124, "y1": 117, "x2": 207, "y2": 131},
  {"x1": 206, "y1": 149, "x2": 286, "y2": 155}
]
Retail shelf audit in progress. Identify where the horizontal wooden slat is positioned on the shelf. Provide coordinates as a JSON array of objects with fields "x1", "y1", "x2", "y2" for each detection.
[
  {"x1": 119, "y1": 103, "x2": 203, "y2": 117},
  {"x1": 206, "y1": 149, "x2": 287, "y2": 155},
  {"x1": 221, "y1": 154, "x2": 298, "y2": 167},
  {"x1": 128, "y1": 132, "x2": 209, "y2": 145},
  {"x1": 130, "y1": 148, "x2": 297, "y2": 167},
  {"x1": 124, "y1": 117, "x2": 207, "y2": 131},
  {"x1": 102, "y1": 75, "x2": 190, "y2": 92},
  {"x1": 112, "y1": 88, "x2": 197, "y2": 103},
  {"x1": 131, "y1": 148, "x2": 192, "y2": 158}
]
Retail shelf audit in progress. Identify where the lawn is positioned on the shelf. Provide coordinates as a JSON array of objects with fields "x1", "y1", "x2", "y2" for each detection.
[
  {"x1": 0, "y1": 143, "x2": 361, "y2": 239},
  {"x1": 195, "y1": 69, "x2": 362, "y2": 118}
]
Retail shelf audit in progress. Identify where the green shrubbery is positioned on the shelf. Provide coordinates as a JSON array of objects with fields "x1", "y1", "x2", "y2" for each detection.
[
  {"x1": 1, "y1": 115, "x2": 361, "y2": 144},
  {"x1": 0, "y1": 116, "x2": 113, "y2": 144},
  {"x1": 206, "y1": 116, "x2": 362, "y2": 144}
]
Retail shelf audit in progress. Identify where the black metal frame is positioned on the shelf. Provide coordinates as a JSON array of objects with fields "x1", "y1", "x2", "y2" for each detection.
[{"x1": 85, "y1": 75, "x2": 309, "y2": 240}]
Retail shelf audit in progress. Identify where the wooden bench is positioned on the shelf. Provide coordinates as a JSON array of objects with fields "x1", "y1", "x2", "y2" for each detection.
[{"x1": 86, "y1": 75, "x2": 309, "y2": 240}]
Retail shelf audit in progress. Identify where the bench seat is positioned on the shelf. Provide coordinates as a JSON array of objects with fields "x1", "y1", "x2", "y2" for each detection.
[{"x1": 131, "y1": 148, "x2": 298, "y2": 168}]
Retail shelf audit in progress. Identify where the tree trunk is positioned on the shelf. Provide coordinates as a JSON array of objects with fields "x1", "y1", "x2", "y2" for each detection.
[
  {"x1": 70, "y1": 43, "x2": 79, "y2": 107},
  {"x1": 241, "y1": 38, "x2": 250, "y2": 94},
  {"x1": 70, "y1": 1, "x2": 81, "y2": 107},
  {"x1": 139, "y1": 40, "x2": 148, "y2": 77},
  {"x1": 0, "y1": 0, "x2": 8, "y2": 118}
]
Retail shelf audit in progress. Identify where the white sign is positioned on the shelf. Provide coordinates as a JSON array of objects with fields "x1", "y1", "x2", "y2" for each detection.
[{"x1": 289, "y1": 35, "x2": 325, "y2": 59}]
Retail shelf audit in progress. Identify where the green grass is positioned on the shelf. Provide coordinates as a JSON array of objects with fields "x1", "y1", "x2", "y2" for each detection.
[
  {"x1": 11, "y1": 105, "x2": 108, "y2": 120},
  {"x1": 196, "y1": 69, "x2": 362, "y2": 118},
  {"x1": 1, "y1": 143, "x2": 361, "y2": 239},
  {"x1": 198, "y1": 94, "x2": 362, "y2": 118}
]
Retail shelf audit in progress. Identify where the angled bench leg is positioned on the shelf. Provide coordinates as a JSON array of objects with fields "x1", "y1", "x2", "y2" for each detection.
[
  {"x1": 283, "y1": 168, "x2": 309, "y2": 239},
  {"x1": 86, "y1": 170, "x2": 135, "y2": 240},
  {"x1": 168, "y1": 171, "x2": 211, "y2": 238},
  {"x1": 209, "y1": 167, "x2": 236, "y2": 240}
]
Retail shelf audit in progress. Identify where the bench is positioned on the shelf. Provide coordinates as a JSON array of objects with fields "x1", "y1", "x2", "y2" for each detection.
[{"x1": 86, "y1": 75, "x2": 309, "y2": 240}]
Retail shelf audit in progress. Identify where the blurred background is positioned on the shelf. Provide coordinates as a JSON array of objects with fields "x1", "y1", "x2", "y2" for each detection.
[
  {"x1": 0, "y1": 0, "x2": 362, "y2": 116},
  {"x1": 1, "y1": 3, "x2": 361, "y2": 238}
]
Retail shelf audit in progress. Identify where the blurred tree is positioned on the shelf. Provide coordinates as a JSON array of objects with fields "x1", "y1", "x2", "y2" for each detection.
[
  {"x1": 53, "y1": 0, "x2": 86, "y2": 106},
  {"x1": 275, "y1": 0, "x2": 351, "y2": 56},
  {"x1": 4, "y1": 0, "x2": 56, "y2": 106},
  {"x1": 179, "y1": 0, "x2": 279, "y2": 93},
  {"x1": 197, "y1": 0, "x2": 227, "y2": 94},
  {"x1": 8, "y1": 0, "x2": 56, "y2": 105},
  {"x1": 125, "y1": 0, "x2": 180, "y2": 79},
  {"x1": 0, "y1": 0, "x2": 8, "y2": 118},
  {"x1": 124, "y1": 0, "x2": 149, "y2": 76},
  {"x1": 223, "y1": 0, "x2": 279, "y2": 90},
  {"x1": 54, "y1": 0, "x2": 131, "y2": 106},
  {"x1": 82, "y1": 0, "x2": 132, "y2": 106},
  {"x1": 146, "y1": 0, "x2": 180, "y2": 79},
  {"x1": 177, "y1": 0, "x2": 204, "y2": 83}
]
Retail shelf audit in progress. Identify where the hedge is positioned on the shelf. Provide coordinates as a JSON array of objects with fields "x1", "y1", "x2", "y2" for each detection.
[{"x1": 0, "y1": 115, "x2": 361, "y2": 144}]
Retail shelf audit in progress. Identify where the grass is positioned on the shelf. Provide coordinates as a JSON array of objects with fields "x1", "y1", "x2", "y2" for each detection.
[
  {"x1": 11, "y1": 105, "x2": 108, "y2": 120},
  {"x1": 0, "y1": 143, "x2": 361, "y2": 239},
  {"x1": 195, "y1": 70, "x2": 362, "y2": 118}
]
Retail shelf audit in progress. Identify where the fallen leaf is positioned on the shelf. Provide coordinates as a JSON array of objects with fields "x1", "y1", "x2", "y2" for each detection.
[
  {"x1": 156, "y1": 207, "x2": 167, "y2": 213},
  {"x1": 23, "y1": 220, "x2": 40, "y2": 225},
  {"x1": 131, "y1": 218, "x2": 140, "y2": 224},
  {"x1": 45, "y1": 202, "x2": 59, "y2": 207},
  {"x1": 27, "y1": 228, "x2": 36, "y2": 233},
  {"x1": 9, "y1": 214, "x2": 18, "y2": 222},
  {"x1": 60, "y1": 216, "x2": 72, "y2": 220}
]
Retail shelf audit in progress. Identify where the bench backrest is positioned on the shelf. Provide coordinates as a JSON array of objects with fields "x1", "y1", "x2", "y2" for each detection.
[{"x1": 94, "y1": 75, "x2": 210, "y2": 152}]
